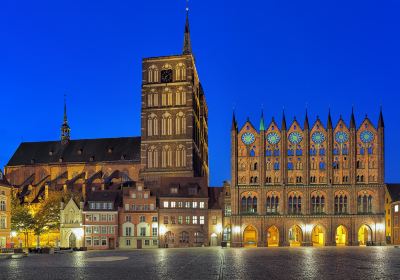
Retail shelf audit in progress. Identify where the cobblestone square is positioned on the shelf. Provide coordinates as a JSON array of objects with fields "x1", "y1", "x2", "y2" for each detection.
[{"x1": 1, "y1": 247, "x2": 400, "y2": 280}]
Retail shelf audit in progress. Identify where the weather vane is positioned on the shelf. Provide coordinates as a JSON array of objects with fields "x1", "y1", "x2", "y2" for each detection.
[{"x1": 186, "y1": 0, "x2": 189, "y2": 12}]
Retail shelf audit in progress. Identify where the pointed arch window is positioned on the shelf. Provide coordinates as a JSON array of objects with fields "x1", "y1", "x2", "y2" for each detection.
[
  {"x1": 161, "y1": 113, "x2": 173, "y2": 135},
  {"x1": 147, "y1": 114, "x2": 158, "y2": 136},
  {"x1": 266, "y1": 195, "x2": 279, "y2": 214},
  {"x1": 175, "y1": 63, "x2": 186, "y2": 81},
  {"x1": 335, "y1": 194, "x2": 348, "y2": 214},
  {"x1": 175, "y1": 112, "x2": 186, "y2": 135},
  {"x1": 148, "y1": 65, "x2": 159, "y2": 83},
  {"x1": 147, "y1": 146, "x2": 159, "y2": 168},
  {"x1": 161, "y1": 145, "x2": 173, "y2": 168},
  {"x1": 311, "y1": 194, "x2": 325, "y2": 214},
  {"x1": 358, "y1": 194, "x2": 373, "y2": 213},
  {"x1": 176, "y1": 145, "x2": 187, "y2": 167},
  {"x1": 288, "y1": 194, "x2": 302, "y2": 214}
]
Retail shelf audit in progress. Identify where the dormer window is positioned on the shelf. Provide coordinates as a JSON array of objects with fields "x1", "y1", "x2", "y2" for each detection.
[
  {"x1": 77, "y1": 149, "x2": 83, "y2": 155},
  {"x1": 188, "y1": 187, "x2": 197, "y2": 195},
  {"x1": 108, "y1": 148, "x2": 113, "y2": 154},
  {"x1": 30, "y1": 159, "x2": 35, "y2": 164},
  {"x1": 59, "y1": 157, "x2": 63, "y2": 163},
  {"x1": 49, "y1": 151, "x2": 53, "y2": 156},
  {"x1": 121, "y1": 154, "x2": 126, "y2": 160},
  {"x1": 90, "y1": 156, "x2": 94, "y2": 162},
  {"x1": 170, "y1": 187, "x2": 178, "y2": 194}
]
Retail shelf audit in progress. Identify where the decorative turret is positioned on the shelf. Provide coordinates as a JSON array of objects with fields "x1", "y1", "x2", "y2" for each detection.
[
  {"x1": 378, "y1": 107, "x2": 384, "y2": 128},
  {"x1": 231, "y1": 111, "x2": 237, "y2": 131},
  {"x1": 327, "y1": 109, "x2": 333, "y2": 130},
  {"x1": 61, "y1": 95, "x2": 71, "y2": 144},
  {"x1": 182, "y1": 6, "x2": 192, "y2": 55},
  {"x1": 350, "y1": 107, "x2": 356, "y2": 129},
  {"x1": 281, "y1": 110, "x2": 287, "y2": 131},
  {"x1": 304, "y1": 109, "x2": 309, "y2": 130},
  {"x1": 260, "y1": 110, "x2": 265, "y2": 131}
]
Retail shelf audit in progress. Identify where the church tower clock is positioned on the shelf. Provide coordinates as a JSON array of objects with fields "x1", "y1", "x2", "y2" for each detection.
[{"x1": 140, "y1": 10, "x2": 209, "y2": 183}]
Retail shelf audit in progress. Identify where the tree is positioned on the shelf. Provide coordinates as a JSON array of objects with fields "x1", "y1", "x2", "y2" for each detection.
[
  {"x1": 11, "y1": 196, "x2": 34, "y2": 247},
  {"x1": 31, "y1": 194, "x2": 62, "y2": 248}
]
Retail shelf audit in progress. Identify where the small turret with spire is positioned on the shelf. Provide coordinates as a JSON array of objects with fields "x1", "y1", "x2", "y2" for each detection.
[
  {"x1": 183, "y1": 2, "x2": 192, "y2": 55},
  {"x1": 350, "y1": 107, "x2": 356, "y2": 129},
  {"x1": 378, "y1": 106, "x2": 384, "y2": 128},
  {"x1": 281, "y1": 109, "x2": 287, "y2": 131},
  {"x1": 327, "y1": 109, "x2": 333, "y2": 130},
  {"x1": 304, "y1": 109, "x2": 309, "y2": 130},
  {"x1": 61, "y1": 95, "x2": 71, "y2": 144},
  {"x1": 260, "y1": 110, "x2": 265, "y2": 131}
]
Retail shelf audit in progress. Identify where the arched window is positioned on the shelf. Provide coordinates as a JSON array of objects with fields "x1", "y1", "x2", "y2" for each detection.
[
  {"x1": 266, "y1": 195, "x2": 279, "y2": 214},
  {"x1": 288, "y1": 194, "x2": 302, "y2": 214},
  {"x1": 311, "y1": 194, "x2": 325, "y2": 214},
  {"x1": 334, "y1": 194, "x2": 348, "y2": 214},
  {"x1": 175, "y1": 112, "x2": 186, "y2": 135},
  {"x1": 266, "y1": 161, "x2": 271, "y2": 171},
  {"x1": 333, "y1": 145, "x2": 339, "y2": 155},
  {"x1": 319, "y1": 161, "x2": 326, "y2": 170},
  {"x1": 288, "y1": 162, "x2": 294, "y2": 170},
  {"x1": 273, "y1": 161, "x2": 280, "y2": 170},
  {"x1": 147, "y1": 146, "x2": 159, "y2": 168},
  {"x1": 241, "y1": 197, "x2": 246, "y2": 213},
  {"x1": 176, "y1": 145, "x2": 186, "y2": 167},
  {"x1": 148, "y1": 65, "x2": 159, "y2": 83},
  {"x1": 175, "y1": 63, "x2": 186, "y2": 81},
  {"x1": 342, "y1": 144, "x2": 348, "y2": 155},
  {"x1": 273, "y1": 149, "x2": 280, "y2": 156},
  {"x1": 358, "y1": 194, "x2": 373, "y2": 213},
  {"x1": 147, "y1": 114, "x2": 158, "y2": 136},
  {"x1": 319, "y1": 147, "x2": 325, "y2": 156},
  {"x1": 175, "y1": 87, "x2": 186, "y2": 105},
  {"x1": 161, "y1": 113, "x2": 172, "y2": 135},
  {"x1": 161, "y1": 145, "x2": 173, "y2": 168},
  {"x1": 250, "y1": 149, "x2": 256, "y2": 157},
  {"x1": 180, "y1": 231, "x2": 189, "y2": 243}
]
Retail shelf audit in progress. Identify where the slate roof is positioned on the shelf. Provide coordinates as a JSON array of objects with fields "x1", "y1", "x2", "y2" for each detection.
[
  {"x1": 84, "y1": 190, "x2": 120, "y2": 211},
  {"x1": 0, "y1": 170, "x2": 11, "y2": 187},
  {"x1": 7, "y1": 137, "x2": 141, "y2": 166},
  {"x1": 158, "y1": 177, "x2": 208, "y2": 198},
  {"x1": 387, "y1": 184, "x2": 400, "y2": 202}
]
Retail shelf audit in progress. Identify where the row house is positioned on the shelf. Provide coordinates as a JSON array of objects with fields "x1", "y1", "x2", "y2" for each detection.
[
  {"x1": 0, "y1": 171, "x2": 11, "y2": 248},
  {"x1": 82, "y1": 191, "x2": 120, "y2": 249},
  {"x1": 119, "y1": 183, "x2": 158, "y2": 249}
]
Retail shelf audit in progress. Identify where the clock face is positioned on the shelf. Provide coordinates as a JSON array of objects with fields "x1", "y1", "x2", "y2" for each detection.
[
  {"x1": 267, "y1": 132, "x2": 280, "y2": 145},
  {"x1": 241, "y1": 132, "x2": 255, "y2": 145},
  {"x1": 288, "y1": 132, "x2": 303, "y2": 144},
  {"x1": 360, "y1": 130, "x2": 374, "y2": 143},
  {"x1": 161, "y1": 69, "x2": 173, "y2": 83},
  {"x1": 335, "y1": 131, "x2": 349, "y2": 143},
  {"x1": 312, "y1": 131, "x2": 325, "y2": 144}
]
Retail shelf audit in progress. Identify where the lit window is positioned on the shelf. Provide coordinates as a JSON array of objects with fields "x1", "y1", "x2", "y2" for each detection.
[
  {"x1": 192, "y1": 202, "x2": 198, "y2": 208},
  {"x1": 171, "y1": 201, "x2": 176, "y2": 208},
  {"x1": 192, "y1": 216, "x2": 198, "y2": 224},
  {"x1": 200, "y1": 216, "x2": 205, "y2": 225},
  {"x1": 395, "y1": 205, "x2": 399, "y2": 213},
  {"x1": 199, "y1": 202, "x2": 205, "y2": 208},
  {"x1": 163, "y1": 201, "x2": 169, "y2": 208}
]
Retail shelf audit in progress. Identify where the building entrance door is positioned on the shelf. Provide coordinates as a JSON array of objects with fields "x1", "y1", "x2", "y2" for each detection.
[
  {"x1": 69, "y1": 232, "x2": 76, "y2": 248},
  {"x1": 137, "y1": 239, "x2": 142, "y2": 249},
  {"x1": 109, "y1": 238, "x2": 115, "y2": 249}
]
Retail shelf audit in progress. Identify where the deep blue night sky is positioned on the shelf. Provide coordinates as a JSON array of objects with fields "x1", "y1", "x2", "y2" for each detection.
[{"x1": 1, "y1": 0, "x2": 399, "y2": 186}]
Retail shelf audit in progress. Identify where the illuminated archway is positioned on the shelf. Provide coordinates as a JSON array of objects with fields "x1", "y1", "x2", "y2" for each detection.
[
  {"x1": 267, "y1": 226, "x2": 279, "y2": 247},
  {"x1": 358, "y1": 224, "x2": 372, "y2": 246},
  {"x1": 243, "y1": 225, "x2": 258, "y2": 247},
  {"x1": 311, "y1": 225, "x2": 325, "y2": 246},
  {"x1": 335, "y1": 225, "x2": 347, "y2": 246},
  {"x1": 289, "y1": 225, "x2": 303, "y2": 247}
]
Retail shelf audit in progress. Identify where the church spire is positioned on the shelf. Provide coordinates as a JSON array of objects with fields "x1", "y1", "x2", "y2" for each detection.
[
  {"x1": 61, "y1": 95, "x2": 71, "y2": 144},
  {"x1": 327, "y1": 109, "x2": 333, "y2": 130},
  {"x1": 182, "y1": 3, "x2": 192, "y2": 55},
  {"x1": 378, "y1": 106, "x2": 384, "y2": 128},
  {"x1": 281, "y1": 109, "x2": 287, "y2": 131},
  {"x1": 304, "y1": 109, "x2": 309, "y2": 130},
  {"x1": 260, "y1": 110, "x2": 265, "y2": 131},
  {"x1": 350, "y1": 107, "x2": 356, "y2": 129}
]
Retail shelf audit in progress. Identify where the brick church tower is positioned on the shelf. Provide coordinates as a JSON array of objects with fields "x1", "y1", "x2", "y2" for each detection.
[{"x1": 140, "y1": 10, "x2": 209, "y2": 183}]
